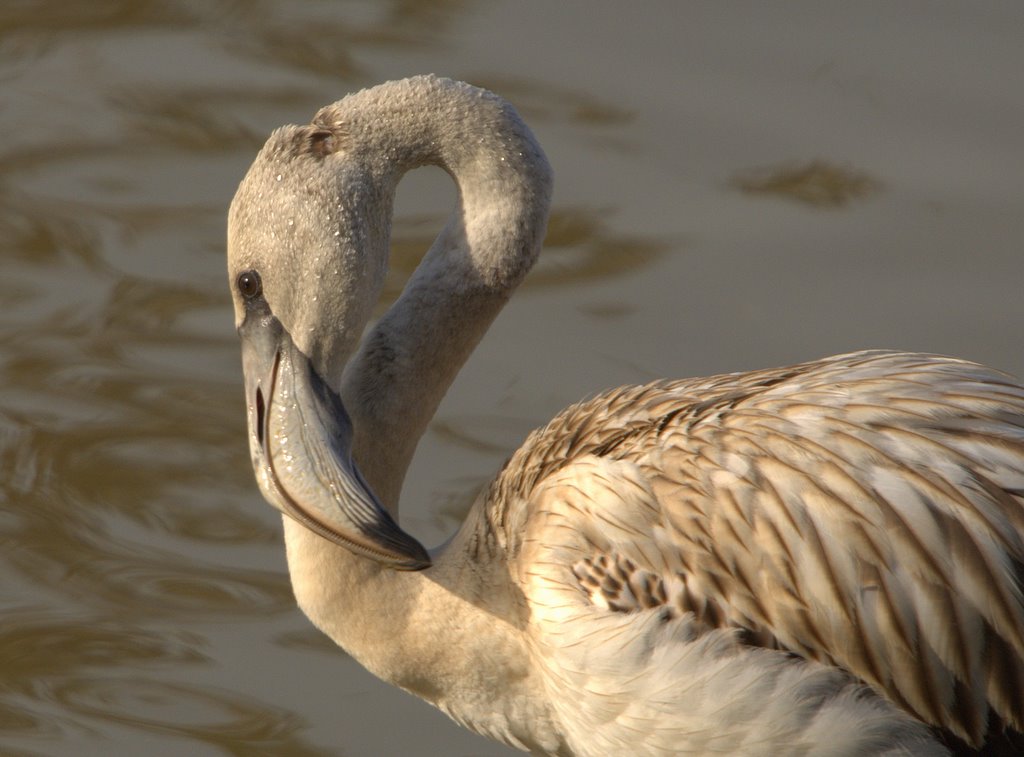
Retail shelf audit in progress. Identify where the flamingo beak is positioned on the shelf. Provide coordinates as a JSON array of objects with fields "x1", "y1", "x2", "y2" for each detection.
[{"x1": 237, "y1": 295, "x2": 431, "y2": 571}]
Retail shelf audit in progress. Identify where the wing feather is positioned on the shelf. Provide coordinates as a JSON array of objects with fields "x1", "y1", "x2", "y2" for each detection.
[
  {"x1": 512, "y1": 454, "x2": 943, "y2": 755},
  {"x1": 498, "y1": 350, "x2": 1024, "y2": 747}
]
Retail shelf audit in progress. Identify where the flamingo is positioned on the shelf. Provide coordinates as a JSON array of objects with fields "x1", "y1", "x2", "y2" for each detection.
[{"x1": 227, "y1": 75, "x2": 1024, "y2": 755}]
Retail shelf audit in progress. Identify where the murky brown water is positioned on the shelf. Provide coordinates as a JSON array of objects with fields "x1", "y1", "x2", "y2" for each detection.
[{"x1": 2, "y1": 2, "x2": 1023, "y2": 755}]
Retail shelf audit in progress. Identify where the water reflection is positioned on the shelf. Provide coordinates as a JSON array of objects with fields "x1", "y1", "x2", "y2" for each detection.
[
  {"x1": 732, "y1": 160, "x2": 882, "y2": 208},
  {"x1": 113, "y1": 87, "x2": 306, "y2": 152},
  {"x1": 228, "y1": 0, "x2": 468, "y2": 79},
  {"x1": 1, "y1": 613, "x2": 205, "y2": 687},
  {"x1": 530, "y1": 208, "x2": 670, "y2": 287},
  {"x1": 273, "y1": 628, "x2": 344, "y2": 655},
  {"x1": 474, "y1": 75, "x2": 636, "y2": 127},
  {"x1": 54, "y1": 678, "x2": 331, "y2": 756},
  {"x1": 0, "y1": 611, "x2": 205, "y2": 747},
  {"x1": 0, "y1": 2, "x2": 195, "y2": 34}
]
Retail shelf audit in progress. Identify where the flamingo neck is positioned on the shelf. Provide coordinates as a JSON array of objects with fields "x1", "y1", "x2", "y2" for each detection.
[
  {"x1": 310, "y1": 76, "x2": 553, "y2": 512},
  {"x1": 279, "y1": 77, "x2": 558, "y2": 749},
  {"x1": 283, "y1": 515, "x2": 561, "y2": 752}
]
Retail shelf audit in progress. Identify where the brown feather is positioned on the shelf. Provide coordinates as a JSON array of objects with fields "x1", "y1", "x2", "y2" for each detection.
[{"x1": 493, "y1": 350, "x2": 1024, "y2": 747}]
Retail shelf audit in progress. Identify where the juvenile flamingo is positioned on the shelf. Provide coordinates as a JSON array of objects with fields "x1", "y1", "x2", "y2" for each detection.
[{"x1": 228, "y1": 75, "x2": 1024, "y2": 755}]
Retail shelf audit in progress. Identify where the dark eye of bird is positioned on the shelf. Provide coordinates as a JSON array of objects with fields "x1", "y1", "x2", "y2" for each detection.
[{"x1": 237, "y1": 270, "x2": 262, "y2": 299}]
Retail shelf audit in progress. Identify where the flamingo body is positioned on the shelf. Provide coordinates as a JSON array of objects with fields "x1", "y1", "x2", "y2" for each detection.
[{"x1": 227, "y1": 76, "x2": 1024, "y2": 755}]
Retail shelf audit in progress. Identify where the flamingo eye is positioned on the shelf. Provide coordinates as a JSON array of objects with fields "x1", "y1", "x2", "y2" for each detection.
[{"x1": 237, "y1": 270, "x2": 262, "y2": 299}]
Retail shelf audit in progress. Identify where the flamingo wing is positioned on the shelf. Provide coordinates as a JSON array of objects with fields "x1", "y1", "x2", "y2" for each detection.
[{"x1": 500, "y1": 351, "x2": 1024, "y2": 749}]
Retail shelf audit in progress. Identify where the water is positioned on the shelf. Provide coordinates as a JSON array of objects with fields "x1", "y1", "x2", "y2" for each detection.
[{"x1": 2, "y1": 2, "x2": 1022, "y2": 755}]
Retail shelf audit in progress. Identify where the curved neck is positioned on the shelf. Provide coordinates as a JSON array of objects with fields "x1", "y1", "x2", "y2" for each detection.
[
  {"x1": 278, "y1": 78, "x2": 557, "y2": 749},
  {"x1": 316, "y1": 76, "x2": 553, "y2": 509}
]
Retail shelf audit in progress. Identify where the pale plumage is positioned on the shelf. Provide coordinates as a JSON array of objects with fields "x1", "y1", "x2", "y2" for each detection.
[
  {"x1": 227, "y1": 76, "x2": 1024, "y2": 755},
  {"x1": 493, "y1": 350, "x2": 1024, "y2": 753}
]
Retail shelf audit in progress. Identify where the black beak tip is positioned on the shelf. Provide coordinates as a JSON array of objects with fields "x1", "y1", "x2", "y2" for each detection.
[
  {"x1": 397, "y1": 555, "x2": 432, "y2": 571},
  {"x1": 392, "y1": 539, "x2": 432, "y2": 571}
]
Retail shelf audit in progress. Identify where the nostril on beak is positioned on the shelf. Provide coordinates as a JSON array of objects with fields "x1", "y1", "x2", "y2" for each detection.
[{"x1": 256, "y1": 386, "x2": 265, "y2": 448}]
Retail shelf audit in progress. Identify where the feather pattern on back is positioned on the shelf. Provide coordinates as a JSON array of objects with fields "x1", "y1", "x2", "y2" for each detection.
[{"x1": 483, "y1": 350, "x2": 1024, "y2": 753}]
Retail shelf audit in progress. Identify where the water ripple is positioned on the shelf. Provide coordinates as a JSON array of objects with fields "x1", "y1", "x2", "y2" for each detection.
[
  {"x1": 51, "y1": 677, "x2": 332, "y2": 756},
  {"x1": 0, "y1": 612, "x2": 206, "y2": 692}
]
